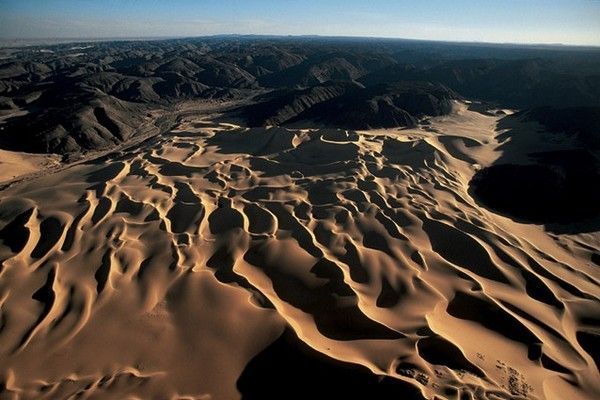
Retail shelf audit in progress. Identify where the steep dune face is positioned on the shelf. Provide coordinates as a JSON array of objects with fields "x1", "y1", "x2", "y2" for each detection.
[
  {"x1": 0, "y1": 103, "x2": 598, "y2": 399},
  {"x1": 469, "y1": 107, "x2": 600, "y2": 232}
]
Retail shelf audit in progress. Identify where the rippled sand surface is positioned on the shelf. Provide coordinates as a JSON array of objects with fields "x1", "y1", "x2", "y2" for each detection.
[{"x1": 0, "y1": 103, "x2": 598, "y2": 399}]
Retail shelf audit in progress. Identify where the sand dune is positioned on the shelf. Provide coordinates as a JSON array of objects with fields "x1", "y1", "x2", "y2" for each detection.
[{"x1": 0, "y1": 102, "x2": 598, "y2": 399}]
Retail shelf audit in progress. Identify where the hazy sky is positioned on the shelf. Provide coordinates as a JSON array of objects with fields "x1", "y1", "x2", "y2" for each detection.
[{"x1": 1, "y1": 0, "x2": 599, "y2": 45}]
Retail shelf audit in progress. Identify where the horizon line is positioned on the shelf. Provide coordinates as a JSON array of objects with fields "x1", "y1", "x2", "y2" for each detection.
[{"x1": 2, "y1": 33, "x2": 600, "y2": 50}]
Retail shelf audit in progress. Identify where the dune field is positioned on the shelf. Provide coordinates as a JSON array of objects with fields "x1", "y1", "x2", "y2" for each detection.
[{"x1": 0, "y1": 102, "x2": 598, "y2": 400}]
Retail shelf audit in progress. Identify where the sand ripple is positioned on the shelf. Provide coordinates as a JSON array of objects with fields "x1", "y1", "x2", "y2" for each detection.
[{"x1": 0, "y1": 105, "x2": 598, "y2": 399}]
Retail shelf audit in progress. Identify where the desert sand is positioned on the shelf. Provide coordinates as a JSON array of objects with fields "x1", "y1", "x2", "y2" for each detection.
[
  {"x1": 0, "y1": 150, "x2": 60, "y2": 184},
  {"x1": 0, "y1": 102, "x2": 598, "y2": 399}
]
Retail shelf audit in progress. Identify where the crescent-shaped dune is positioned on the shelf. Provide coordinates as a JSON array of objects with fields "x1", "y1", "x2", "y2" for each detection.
[{"x1": 0, "y1": 102, "x2": 598, "y2": 399}]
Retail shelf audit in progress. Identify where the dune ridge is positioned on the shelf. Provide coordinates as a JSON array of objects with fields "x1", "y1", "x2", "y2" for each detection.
[{"x1": 0, "y1": 102, "x2": 599, "y2": 399}]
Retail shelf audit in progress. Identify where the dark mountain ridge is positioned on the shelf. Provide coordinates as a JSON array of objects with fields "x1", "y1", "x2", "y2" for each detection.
[{"x1": 0, "y1": 36, "x2": 599, "y2": 155}]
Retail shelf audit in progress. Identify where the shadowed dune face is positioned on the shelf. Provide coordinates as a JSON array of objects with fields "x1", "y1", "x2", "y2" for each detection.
[
  {"x1": 469, "y1": 110, "x2": 600, "y2": 233},
  {"x1": 470, "y1": 161, "x2": 600, "y2": 229},
  {"x1": 237, "y1": 329, "x2": 427, "y2": 400},
  {"x1": 0, "y1": 106, "x2": 599, "y2": 400}
]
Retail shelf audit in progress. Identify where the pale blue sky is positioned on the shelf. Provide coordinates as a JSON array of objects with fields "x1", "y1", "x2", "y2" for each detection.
[{"x1": 1, "y1": 0, "x2": 599, "y2": 45}]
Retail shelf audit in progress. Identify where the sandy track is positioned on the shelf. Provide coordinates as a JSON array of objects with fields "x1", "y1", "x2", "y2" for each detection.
[{"x1": 0, "y1": 103, "x2": 598, "y2": 399}]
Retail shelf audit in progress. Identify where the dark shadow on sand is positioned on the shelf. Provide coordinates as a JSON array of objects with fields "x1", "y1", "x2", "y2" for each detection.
[
  {"x1": 468, "y1": 112, "x2": 600, "y2": 234},
  {"x1": 237, "y1": 329, "x2": 425, "y2": 400}
]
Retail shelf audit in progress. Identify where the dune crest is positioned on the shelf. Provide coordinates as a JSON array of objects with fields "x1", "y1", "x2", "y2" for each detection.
[{"x1": 0, "y1": 103, "x2": 598, "y2": 400}]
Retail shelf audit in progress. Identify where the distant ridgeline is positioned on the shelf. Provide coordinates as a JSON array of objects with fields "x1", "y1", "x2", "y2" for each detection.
[{"x1": 0, "y1": 37, "x2": 599, "y2": 155}]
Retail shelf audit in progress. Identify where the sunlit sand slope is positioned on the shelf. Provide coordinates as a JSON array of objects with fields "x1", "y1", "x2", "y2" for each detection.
[{"x1": 0, "y1": 103, "x2": 598, "y2": 399}]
